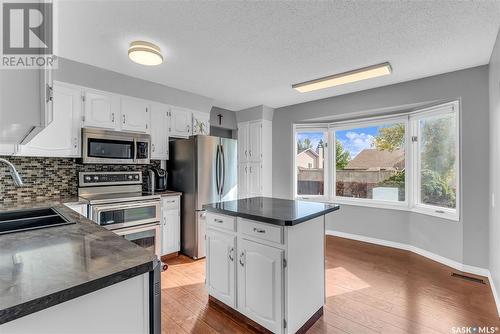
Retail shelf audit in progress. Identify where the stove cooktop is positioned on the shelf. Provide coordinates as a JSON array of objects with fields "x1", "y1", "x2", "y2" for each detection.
[{"x1": 79, "y1": 192, "x2": 161, "y2": 205}]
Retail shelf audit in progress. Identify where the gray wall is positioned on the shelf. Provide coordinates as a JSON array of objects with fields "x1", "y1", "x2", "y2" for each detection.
[
  {"x1": 236, "y1": 105, "x2": 274, "y2": 123},
  {"x1": 489, "y1": 30, "x2": 500, "y2": 301},
  {"x1": 273, "y1": 66, "x2": 489, "y2": 269},
  {"x1": 210, "y1": 106, "x2": 237, "y2": 130},
  {"x1": 54, "y1": 58, "x2": 214, "y2": 113}
]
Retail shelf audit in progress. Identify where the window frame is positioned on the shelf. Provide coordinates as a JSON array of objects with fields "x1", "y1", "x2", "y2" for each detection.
[
  {"x1": 291, "y1": 100, "x2": 460, "y2": 221},
  {"x1": 330, "y1": 115, "x2": 410, "y2": 210},
  {"x1": 410, "y1": 102, "x2": 460, "y2": 221},
  {"x1": 293, "y1": 124, "x2": 330, "y2": 201}
]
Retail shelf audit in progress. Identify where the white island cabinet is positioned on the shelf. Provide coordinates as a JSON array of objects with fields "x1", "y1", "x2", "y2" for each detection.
[{"x1": 204, "y1": 197, "x2": 339, "y2": 334}]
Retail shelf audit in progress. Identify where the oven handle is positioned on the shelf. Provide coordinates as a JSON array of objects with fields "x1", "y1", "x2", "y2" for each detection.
[
  {"x1": 114, "y1": 222, "x2": 160, "y2": 235},
  {"x1": 92, "y1": 200, "x2": 160, "y2": 212}
]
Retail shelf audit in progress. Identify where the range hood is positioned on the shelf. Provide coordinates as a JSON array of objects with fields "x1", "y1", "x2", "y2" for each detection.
[{"x1": 0, "y1": 69, "x2": 52, "y2": 145}]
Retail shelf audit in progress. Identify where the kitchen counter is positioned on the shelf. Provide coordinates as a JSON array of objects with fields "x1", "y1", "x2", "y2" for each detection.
[
  {"x1": 203, "y1": 196, "x2": 339, "y2": 226},
  {"x1": 0, "y1": 200, "x2": 156, "y2": 325}
]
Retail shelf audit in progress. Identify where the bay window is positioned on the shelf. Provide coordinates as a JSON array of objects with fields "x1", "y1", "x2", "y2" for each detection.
[{"x1": 293, "y1": 100, "x2": 460, "y2": 221}]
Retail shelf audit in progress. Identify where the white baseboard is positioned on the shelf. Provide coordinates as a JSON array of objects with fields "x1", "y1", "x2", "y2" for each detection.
[
  {"x1": 325, "y1": 229, "x2": 500, "y2": 318},
  {"x1": 325, "y1": 230, "x2": 489, "y2": 276},
  {"x1": 488, "y1": 272, "x2": 500, "y2": 317}
]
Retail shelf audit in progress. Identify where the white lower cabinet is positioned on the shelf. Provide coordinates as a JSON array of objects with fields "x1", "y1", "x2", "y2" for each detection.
[
  {"x1": 161, "y1": 196, "x2": 181, "y2": 256},
  {"x1": 205, "y1": 212, "x2": 326, "y2": 334},
  {"x1": 206, "y1": 229, "x2": 236, "y2": 308},
  {"x1": 238, "y1": 239, "x2": 283, "y2": 333}
]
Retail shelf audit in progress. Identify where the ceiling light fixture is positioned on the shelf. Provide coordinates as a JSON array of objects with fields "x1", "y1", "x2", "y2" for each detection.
[
  {"x1": 292, "y1": 62, "x2": 392, "y2": 93},
  {"x1": 128, "y1": 41, "x2": 163, "y2": 66}
]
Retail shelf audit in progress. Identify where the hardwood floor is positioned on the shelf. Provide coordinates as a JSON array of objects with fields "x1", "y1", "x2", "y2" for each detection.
[{"x1": 161, "y1": 236, "x2": 499, "y2": 333}]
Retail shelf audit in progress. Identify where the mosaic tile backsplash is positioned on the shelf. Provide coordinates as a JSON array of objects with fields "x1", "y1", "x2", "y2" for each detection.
[{"x1": 0, "y1": 156, "x2": 160, "y2": 204}]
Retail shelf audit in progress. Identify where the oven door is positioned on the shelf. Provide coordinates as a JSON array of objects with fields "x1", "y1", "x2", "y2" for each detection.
[
  {"x1": 90, "y1": 200, "x2": 160, "y2": 230},
  {"x1": 115, "y1": 222, "x2": 161, "y2": 258}
]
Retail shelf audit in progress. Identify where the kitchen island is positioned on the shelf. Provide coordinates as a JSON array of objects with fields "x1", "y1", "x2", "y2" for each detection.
[
  {"x1": 0, "y1": 200, "x2": 159, "y2": 334},
  {"x1": 203, "y1": 197, "x2": 339, "y2": 334}
]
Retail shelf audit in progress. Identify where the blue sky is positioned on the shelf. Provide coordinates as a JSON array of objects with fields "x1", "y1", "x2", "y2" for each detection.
[
  {"x1": 336, "y1": 126, "x2": 380, "y2": 159},
  {"x1": 297, "y1": 126, "x2": 382, "y2": 159}
]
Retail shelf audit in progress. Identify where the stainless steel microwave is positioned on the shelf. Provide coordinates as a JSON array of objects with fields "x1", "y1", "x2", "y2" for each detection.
[{"x1": 82, "y1": 128, "x2": 151, "y2": 164}]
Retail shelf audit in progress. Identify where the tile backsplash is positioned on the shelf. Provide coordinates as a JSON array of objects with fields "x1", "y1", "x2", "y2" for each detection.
[{"x1": 0, "y1": 156, "x2": 160, "y2": 204}]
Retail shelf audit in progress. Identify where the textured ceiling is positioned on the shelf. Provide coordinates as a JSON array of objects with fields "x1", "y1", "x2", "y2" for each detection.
[{"x1": 56, "y1": 1, "x2": 500, "y2": 110}]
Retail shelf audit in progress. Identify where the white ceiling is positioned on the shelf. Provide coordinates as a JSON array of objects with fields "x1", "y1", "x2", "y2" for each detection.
[{"x1": 56, "y1": 1, "x2": 500, "y2": 111}]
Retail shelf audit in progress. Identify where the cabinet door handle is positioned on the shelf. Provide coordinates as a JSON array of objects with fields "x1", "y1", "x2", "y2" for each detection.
[
  {"x1": 245, "y1": 150, "x2": 247, "y2": 157},
  {"x1": 111, "y1": 113, "x2": 115, "y2": 122},
  {"x1": 239, "y1": 252, "x2": 245, "y2": 266},
  {"x1": 249, "y1": 166, "x2": 253, "y2": 173},
  {"x1": 245, "y1": 166, "x2": 247, "y2": 173},
  {"x1": 186, "y1": 125, "x2": 190, "y2": 132},
  {"x1": 249, "y1": 150, "x2": 252, "y2": 157},
  {"x1": 73, "y1": 137, "x2": 78, "y2": 148},
  {"x1": 123, "y1": 114, "x2": 126, "y2": 124},
  {"x1": 253, "y1": 227, "x2": 266, "y2": 234},
  {"x1": 228, "y1": 247, "x2": 234, "y2": 262},
  {"x1": 152, "y1": 143, "x2": 155, "y2": 152}
]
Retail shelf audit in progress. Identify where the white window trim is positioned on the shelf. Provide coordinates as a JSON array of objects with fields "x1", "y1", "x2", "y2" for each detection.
[
  {"x1": 292, "y1": 100, "x2": 460, "y2": 222},
  {"x1": 293, "y1": 124, "x2": 329, "y2": 201}
]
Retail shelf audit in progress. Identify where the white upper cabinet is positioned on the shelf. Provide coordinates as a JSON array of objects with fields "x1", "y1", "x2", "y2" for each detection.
[
  {"x1": 237, "y1": 120, "x2": 272, "y2": 198},
  {"x1": 248, "y1": 121, "x2": 262, "y2": 162},
  {"x1": 83, "y1": 89, "x2": 119, "y2": 130},
  {"x1": 238, "y1": 123, "x2": 249, "y2": 162},
  {"x1": 169, "y1": 106, "x2": 192, "y2": 138},
  {"x1": 237, "y1": 238, "x2": 283, "y2": 333},
  {"x1": 16, "y1": 81, "x2": 82, "y2": 157},
  {"x1": 192, "y1": 110, "x2": 210, "y2": 136},
  {"x1": 150, "y1": 103, "x2": 170, "y2": 160},
  {"x1": 120, "y1": 97, "x2": 150, "y2": 133},
  {"x1": 206, "y1": 228, "x2": 236, "y2": 308}
]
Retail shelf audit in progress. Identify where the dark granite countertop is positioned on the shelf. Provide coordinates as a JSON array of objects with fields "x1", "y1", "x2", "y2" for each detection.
[
  {"x1": 203, "y1": 197, "x2": 340, "y2": 226},
  {"x1": 0, "y1": 199, "x2": 156, "y2": 324}
]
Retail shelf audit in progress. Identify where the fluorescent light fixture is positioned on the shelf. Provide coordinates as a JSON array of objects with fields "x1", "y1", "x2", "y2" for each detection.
[
  {"x1": 128, "y1": 41, "x2": 163, "y2": 66},
  {"x1": 292, "y1": 62, "x2": 392, "y2": 93}
]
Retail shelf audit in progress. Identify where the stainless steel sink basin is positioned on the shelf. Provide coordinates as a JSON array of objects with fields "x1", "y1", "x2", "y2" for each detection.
[{"x1": 0, "y1": 207, "x2": 75, "y2": 235}]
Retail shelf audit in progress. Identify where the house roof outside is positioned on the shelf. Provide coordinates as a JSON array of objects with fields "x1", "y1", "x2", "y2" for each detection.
[
  {"x1": 345, "y1": 149, "x2": 405, "y2": 170},
  {"x1": 297, "y1": 148, "x2": 319, "y2": 157}
]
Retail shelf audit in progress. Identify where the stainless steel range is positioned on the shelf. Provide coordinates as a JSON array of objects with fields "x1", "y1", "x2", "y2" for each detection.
[{"x1": 78, "y1": 171, "x2": 162, "y2": 258}]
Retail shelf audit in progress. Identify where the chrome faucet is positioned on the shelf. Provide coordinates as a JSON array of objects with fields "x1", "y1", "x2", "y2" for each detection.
[{"x1": 0, "y1": 158, "x2": 24, "y2": 186}]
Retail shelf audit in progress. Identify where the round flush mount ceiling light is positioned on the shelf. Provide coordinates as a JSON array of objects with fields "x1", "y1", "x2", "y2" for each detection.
[{"x1": 128, "y1": 41, "x2": 163, "y2": 66}]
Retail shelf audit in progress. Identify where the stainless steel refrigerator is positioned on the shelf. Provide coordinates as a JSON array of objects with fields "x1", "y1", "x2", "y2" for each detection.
[{"x1": 169, "y1": 135, "x2": 237, "y2": 259}]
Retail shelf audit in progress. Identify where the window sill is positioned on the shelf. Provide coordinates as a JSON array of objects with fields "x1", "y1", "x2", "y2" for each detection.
[{"x1": 295, "y1": 197, "x2": 459, "y2": 221}]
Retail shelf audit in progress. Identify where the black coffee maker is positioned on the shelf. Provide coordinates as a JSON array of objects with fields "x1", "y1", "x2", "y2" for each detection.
[{"x1": 147, "y1": 168, "x2": 168, "y2": 192}]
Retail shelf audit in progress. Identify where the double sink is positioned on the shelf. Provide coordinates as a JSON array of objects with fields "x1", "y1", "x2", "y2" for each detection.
[{"x1": 0, "y1": 207, "x2": 75, "y2": 235}]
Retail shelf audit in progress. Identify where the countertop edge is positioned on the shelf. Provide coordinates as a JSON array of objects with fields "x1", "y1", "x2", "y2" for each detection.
[
  {"x1": 203, "y1": 204, "x2": 340, "y2": 226},
  {"x1": 0, "y1": 258, "x2": 155, "y2": 325}
]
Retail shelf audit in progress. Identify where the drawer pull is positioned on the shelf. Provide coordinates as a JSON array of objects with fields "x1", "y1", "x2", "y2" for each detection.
[
  {"x1": 214, "y1": 219, "x2": 224, "y2": 224},
  {"x1": 253, "y1": 227, "x2": 266, "y2": 234}
]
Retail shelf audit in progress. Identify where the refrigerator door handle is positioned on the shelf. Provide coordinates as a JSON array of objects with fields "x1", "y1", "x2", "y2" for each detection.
[
  {"x1": 220, "y1": 144, "x2": 226, "y2": 196},
  {"x1": 215, "y1": 145, "x2": 221, "y2": 195}
]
